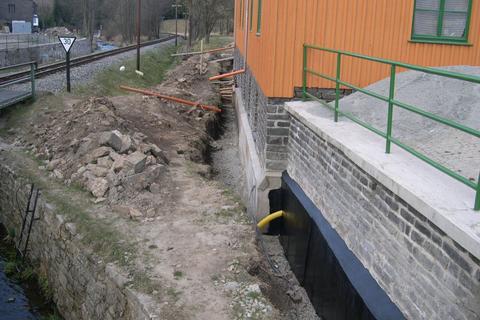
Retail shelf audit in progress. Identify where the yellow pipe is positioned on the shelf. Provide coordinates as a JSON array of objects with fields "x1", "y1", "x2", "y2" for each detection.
[{"x1": 257, "y1": 211, "x2": 284, "y2": 230}]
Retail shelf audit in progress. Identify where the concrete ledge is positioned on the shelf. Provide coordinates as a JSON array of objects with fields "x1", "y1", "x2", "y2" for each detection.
[
  {"x1": 285, "y1": 100, "x2": 480, "y2": 260},
  {"x1": 235, "y1": 88, "x2": 281, "y2": 218}
]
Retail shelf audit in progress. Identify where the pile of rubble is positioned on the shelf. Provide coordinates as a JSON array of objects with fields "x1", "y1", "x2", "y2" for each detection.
[
  {"x1": 29, "y1": 97, "x2": 170, "y2": 218},
  {"x1": 21, "y1": 54, "x2": 224, "y2": 219}
]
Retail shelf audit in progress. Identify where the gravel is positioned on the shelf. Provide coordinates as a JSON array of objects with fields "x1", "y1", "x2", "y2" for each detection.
[
  {"x1": 321, "y1": 66, "x2": 480, "y2": 182},
  {"x1": 10, "y1": 39, "x2": 176, "y2": 94}
]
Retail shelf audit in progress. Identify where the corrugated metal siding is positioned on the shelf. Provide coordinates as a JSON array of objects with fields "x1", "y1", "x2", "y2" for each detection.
[{"x1": 235, "y1": 0, "x2": 480, "y2": 98}]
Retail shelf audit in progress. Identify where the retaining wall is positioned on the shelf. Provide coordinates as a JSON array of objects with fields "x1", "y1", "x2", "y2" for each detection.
[
  {"x1": 286, "y1": 112, "x2": 480, "y2": 319},
  {"x1": 0, "y1": 38, "x2": 92, "y2": 67},
  {"x1": 0, "y1": 163, "x2": 154, "y2": 320}
]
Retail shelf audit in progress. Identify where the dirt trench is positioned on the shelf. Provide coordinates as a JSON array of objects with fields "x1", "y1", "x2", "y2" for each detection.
[{"x1": 0, "y1": 54, "x2": 318, "y2": 320}]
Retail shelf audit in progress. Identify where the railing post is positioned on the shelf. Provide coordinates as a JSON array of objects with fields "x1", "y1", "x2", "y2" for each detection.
[
  {"x1": 302, "y1": 45, "x2": 307, "y2": 100},
  {"x1": 475, "y1": 173, "x2": 480, "y2": 211},
  {"x1": 386, "y1": 64, "x2": 396, "y2": 153},
  {"x1": 30, "y1": 63, "x2": 36, "y2": 101},
  {"x1": 334, "y1": 53, "x2": 342, "y2": 122}
]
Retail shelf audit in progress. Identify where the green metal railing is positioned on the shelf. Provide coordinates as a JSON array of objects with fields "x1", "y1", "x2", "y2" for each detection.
[
  {"x1": 302, "y1": 44, "x2": 480, "y2": 211},
  {"x1": 0, "y1": 61, "x2": 36, "y2": 110}
]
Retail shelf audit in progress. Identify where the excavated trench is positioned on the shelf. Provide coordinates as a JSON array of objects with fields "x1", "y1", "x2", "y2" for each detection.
[{"x1": 0, "y1": 55, "x2": 320, "y2": 319}]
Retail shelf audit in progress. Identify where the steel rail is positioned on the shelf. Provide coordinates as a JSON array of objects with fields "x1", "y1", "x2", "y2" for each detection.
[{"x1": 0, "y1": 35, "x2": 178, "y2": 86}]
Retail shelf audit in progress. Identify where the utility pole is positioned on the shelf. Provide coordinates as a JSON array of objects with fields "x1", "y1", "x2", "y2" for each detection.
[
  {"x1": 172, "y1": 1, "x2": 182, "y2": 47},
  {"x1": 136, "y1": 0, "x2": 141, "y2": 71}
]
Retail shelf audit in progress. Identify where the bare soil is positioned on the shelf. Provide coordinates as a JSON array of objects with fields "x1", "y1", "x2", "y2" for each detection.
[{"x1": 0, "y1": 53, "x2": 318, "y2": 319}]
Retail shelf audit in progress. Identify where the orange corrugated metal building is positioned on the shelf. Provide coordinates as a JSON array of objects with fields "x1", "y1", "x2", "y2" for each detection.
[{"x1": 235, "y1": 0, "x2": 480, "y2": 98}]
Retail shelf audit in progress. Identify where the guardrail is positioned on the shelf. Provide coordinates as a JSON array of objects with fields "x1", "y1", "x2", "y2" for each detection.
[
  {"x1": 0, "y1": 61, "x2": 36, "y2": 109},
  {"x1": 302, "y1": 44, "x2": 480, "y2": 211}
]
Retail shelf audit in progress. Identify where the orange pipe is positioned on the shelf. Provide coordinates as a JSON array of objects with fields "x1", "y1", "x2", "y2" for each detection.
[
  {"x1": 119, "y1": 85, "x2": 222, "y2": 113},
  {"x1": 209, "y1": 69, "x2": 245, "y2": 81}
]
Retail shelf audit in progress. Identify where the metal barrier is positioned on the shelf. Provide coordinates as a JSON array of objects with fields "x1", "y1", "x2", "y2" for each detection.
[
  {"x1": 302, "y1": 44, "x2": 480, "y2": 211},
  {"x1": 0, "y1": 61, "x2": 36, "y2": 109}
]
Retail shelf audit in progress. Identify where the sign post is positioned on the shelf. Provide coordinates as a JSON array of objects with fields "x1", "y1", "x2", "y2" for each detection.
[{"x1": 58, "y1": 36, "x2": 76, "y2": 93}]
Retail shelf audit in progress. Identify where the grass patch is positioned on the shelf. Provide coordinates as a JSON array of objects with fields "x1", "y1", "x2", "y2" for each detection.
[
  {"x1": 188, "y1": 35, "x2": 233, "y2": 52},
  {"x1": 0, "y1": 94, "x2": 64, "y2": 137},
  {"x1": 77, "y1": 46, "x2": 178, "y2": 97},
  {"x1": 166, "y1": 287, "x2": 182, "y2": 302}
]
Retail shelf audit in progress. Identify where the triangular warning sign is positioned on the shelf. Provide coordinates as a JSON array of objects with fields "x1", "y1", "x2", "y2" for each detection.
[{"x1": 58, "y1": 36, "x2": 76, "y2": 53}]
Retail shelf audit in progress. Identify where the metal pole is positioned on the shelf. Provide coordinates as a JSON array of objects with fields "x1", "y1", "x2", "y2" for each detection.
[
  {"x1": 66, "y1": 51, "x2": 71, "y2": 92},
  {"x1": 386, "y1": 64, "x2": 396, "y2": 154},
  {"x1": 136, "y1": 0, "x2": 141, "y2": 71},
  {"x1": 475, "y1": 173, "x2": 480, "y2": 211},
  {"x1": 334, "y1": 53, "x2": 342, "y2": 122},
  {"x1": 30, "y1": 63, "x2": 35, "y2": 100},
  {"x1": 175, "y1": 0, "x2": 178, "y2": 46},
  {"x1": 302, "y1": 45, "x2": 307, "y2": 100}
]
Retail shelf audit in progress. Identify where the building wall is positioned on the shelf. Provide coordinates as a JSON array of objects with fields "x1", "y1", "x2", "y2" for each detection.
[
  {"x1": 234, "y1": 0, "x2": 480, "y2": 98},
  {"x1": 235, "y1": 50, "x2": 290, "y2": 172},
  {"x1": 286, "y1": 114, "x2": 480, "y2": 320},
  {"x1": 0, "y1": 0, "x2": 36, "y2": 24}
]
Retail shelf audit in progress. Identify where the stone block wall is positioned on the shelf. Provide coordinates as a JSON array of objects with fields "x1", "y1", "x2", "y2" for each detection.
[
  {"x1": 0, "y1": 163, "x2": 152, "y2": 320},
  {"x1": 234, "y1": 50, "x2": 290, "y2": 172},
  {"x1": 287, "y1": 115, "x2": 480, "y2": 319}
]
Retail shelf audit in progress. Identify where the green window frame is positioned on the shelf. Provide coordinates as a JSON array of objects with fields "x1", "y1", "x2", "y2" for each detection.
[
  {"x1": 249, "y1": 0, "x2": 254, "y2": 31},
  {"x1": 411, "y1": 0, "x2": 473, "y2": 44},
  {"x1": 257, "y1": 0, "x2": 263, "y2": 34}
]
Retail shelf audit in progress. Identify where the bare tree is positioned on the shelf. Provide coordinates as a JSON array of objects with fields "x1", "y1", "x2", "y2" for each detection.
[{"x1": 184, "y1": 0, "x2": 233, "y2": 45}]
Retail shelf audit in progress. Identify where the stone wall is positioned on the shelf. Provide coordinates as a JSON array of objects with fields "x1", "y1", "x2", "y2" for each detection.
[
  {"x1": 0, "y1": 163, "x2": 153, "y2": 320},
  {"x1": 234, "y1": 50, "x2": 290, "y2": 172},
  {"x1": 0, "y1": 38, "x2": 92, "y2": 67},
  {"x1": 287, "y1": 114, "x2": 480, "y2": 319}
]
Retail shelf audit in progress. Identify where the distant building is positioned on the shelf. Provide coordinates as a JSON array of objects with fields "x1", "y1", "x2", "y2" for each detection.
[{"x1": 0, "y1": 0, "x2": 37, "y2": 31}]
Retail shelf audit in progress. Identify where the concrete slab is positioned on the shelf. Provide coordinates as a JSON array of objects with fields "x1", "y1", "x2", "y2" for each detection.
[{"x1": 285, "y1": 100, "x2": 480, "y2": 260}]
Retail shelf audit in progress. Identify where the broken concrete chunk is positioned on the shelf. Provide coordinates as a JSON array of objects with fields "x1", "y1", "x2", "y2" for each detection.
[
  {"x1": 119, "y1": 135, "x2": 132, "y2": 154},
  {"x1": 86, "y1": 164, "x2": 109, "y2": 178},
  {"x1": 122, "y1": 164, "x2": 166, "y2": 192},
  {"x1": 87, "y1": 147, "x2": 112, "y2": 163},
  {"x1": 102, "y1": 130, "x2": 132, "y2": 154},
  {"x1": 132, "y1": 132, "x2": 147, "y2": 143},
  {"x1": 112, "y1": 157, "x2": 126, "y2": 173},
  {"x1": 86, "y1": 178, "x2": 109, "y2": 198},
  {"x1": 97, "y1": 156, "x2": 113, "y2": 169},
  {"x1": 125, "y1": 151, "x2": 147, "y2": 174},
  {"x1": 77, "y1": 138, "x2": 96, "y2": 156},
  {"x1": 109, "y1": 151, "x2": 122, "y2": 162},
  {"x1": 146, "y1": 155, "x2": 156, "y2": 167},
  {"x1": 149, "y1": 144, "x2": 169, "y2": 164}
]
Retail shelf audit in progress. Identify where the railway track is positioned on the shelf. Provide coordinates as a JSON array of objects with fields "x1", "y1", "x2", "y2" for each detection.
[{"x1": 0, "y1": 34, "x2": 179, "y2": 86}]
